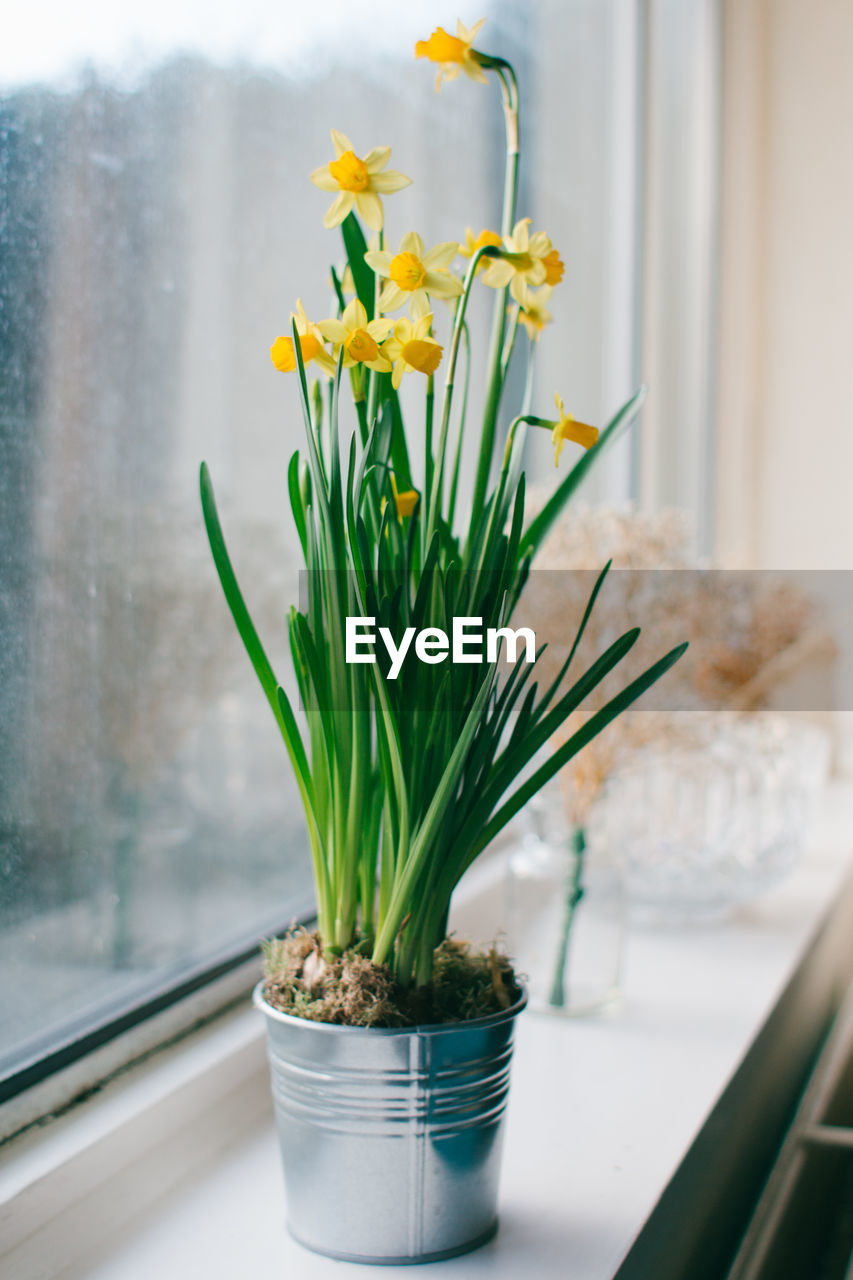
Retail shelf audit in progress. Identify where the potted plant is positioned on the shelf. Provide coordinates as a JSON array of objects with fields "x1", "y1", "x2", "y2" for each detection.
[{"x1": 200, "y1": 17, "x2": 685, "y2": 1264}]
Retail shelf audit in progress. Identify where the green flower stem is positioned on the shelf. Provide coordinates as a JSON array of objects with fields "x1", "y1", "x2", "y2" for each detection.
[
  {"x1": 522, "y1": 342, "x2": 537, "y2": 415},
  {"x1": 548, "y1": 826, "x2": 586, "y2": 1009},
  {"x1": 422, "y1": 373, "x2": 435, "y2": 564},
  {"x1": 468, "y1": 292, "x2": 509, "y2": 541},
  {"x1": 426, "y1": 245, "x2": 499, "y2": 548},
  {"x1": 446, "y1": 319, "x2": 471, "y2": 531},
  {"x1": 467, "y1": 60, "x2": 520, "y2": 540},
  {"x1": 501, "y1": 414, "x2": 552, "y2": 470},
  {"x1": 500, "y1": 305, "x2": 521, "y2": 381}
]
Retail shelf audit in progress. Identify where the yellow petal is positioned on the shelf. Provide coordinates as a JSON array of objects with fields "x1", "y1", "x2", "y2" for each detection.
[
  {"x1": 423, "y1": 269, "x2": 463, "y2": 298},
  {"x1": 310, "y1": 165, "x2": 339, "y2": 192},
  {"x1": 378, "y1": 281, "x2": 406, "y2": 312},
  {"x1": 330, "y1": 129, "x2": 353, "y2": 158},
  {"x1": 482, "y1": 259, "x2": 514, "y2": 289},
  {"x1": 528, "y1": 230, "x2": 551, "y2": 257},
  {"x1": 317, "y1": 318, "x2": 348, "y2": 343},
  {"x1": 511, "y1": 218, "x2": 531, "y2": 249},
  {"x1": 423, "y1": 241, "x2": 458, "y2": 270},
  {"x1": 343, "y1": 297, "x2": 368, "y2": 329},
  {"x1": 366, "y1": 317, "x2": 394, "y2": 340},
  {"x1": 400, "y1": 231, "x2": 425, "y2": 257},
  {"x1": 363, "y1": 145, "x2": 391, "y2": 172},
  {"x1": 459, "y1": 17, "x2": 486, "y2": 42},
  {"x1": 355, "y1": 190, "x2": 384, "y2": 231},
  {"x1": 370, "y1": 169, "x2": 412, "y2": 194},
  {"x1": 324, "y1": 191, "x2": 354, "y2": 228},
  {"x1": 462, "y1": 60, "x2": 489, "y2": 84},
  {"x1": 364, "y1": 250, "x2": 393, "y2": 276}
]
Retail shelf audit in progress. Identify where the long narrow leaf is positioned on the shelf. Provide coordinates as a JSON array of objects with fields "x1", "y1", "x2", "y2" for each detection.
[{"x1": 472, "y1": 641, "x2": 688, "y2": 857}]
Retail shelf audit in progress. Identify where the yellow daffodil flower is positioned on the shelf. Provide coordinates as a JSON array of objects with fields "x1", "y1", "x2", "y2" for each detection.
[
  {"x1": 365, "y1": 232, "x2": 463, "y2": 316},
  {"x1": 270, "y1": 299, "x2": 336, "y2": 375},
  {"x1": 515, "y1": 283, "x2": 553, "y2": 341},
  {"x1": 380, "y1": 477, "x2": 419, "y2": 532},
  {"x1": 310, "y1": 130, "x2": 411, "y2": 232},
  {"x1": 415, "y1": 19, "x2": 488, "y2": 91},
  {"x1": 459, "y1": 227, "x2": 503, "y2": 274},
  {"x1": 542, "y1": 248, "x2": 564, "y2": 286},
  {"x1": 384, "y1": 312, "x2": 443, "y2": 390},
  {"x1": 482, "y1": 218, "x2": 565, "y2": 304},
  {"x1": 317, "y1": 298, "x2": 393, "y2": 373},
  {"x1": 381, "y1": 474, "x2": 420, "y2": 521},
  {"x1": 552, "y1": 394, "x2": 599, "y2": 466}
]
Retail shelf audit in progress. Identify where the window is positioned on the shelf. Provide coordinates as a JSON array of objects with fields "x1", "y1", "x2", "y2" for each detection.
[{"x1": 0, "y1": 0, "x2": 715, "y2": 1104}]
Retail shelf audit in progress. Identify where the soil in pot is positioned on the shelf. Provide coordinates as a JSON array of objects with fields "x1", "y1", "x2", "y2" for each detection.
[{"x1": 262, "y1": 930, "x2": 520, "y2": 1027}]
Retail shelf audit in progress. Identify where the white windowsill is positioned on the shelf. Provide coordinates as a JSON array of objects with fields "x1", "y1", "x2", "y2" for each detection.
[{"x1": 2, "y1": 782, "x2": 852, "y2": 1280}]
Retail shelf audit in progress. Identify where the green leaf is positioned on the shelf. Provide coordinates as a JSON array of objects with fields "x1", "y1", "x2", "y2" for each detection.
[
  {"x1": 474, "y1": 640, "x2": 689, "y2": 856},
  {"x1": 372, "y1": 669, "x2": 496, "y2": 966},
  {"x1": 341, "y1": 212, "x2": 375, "y2": 320},
  {"x1": 287, "y1": 451, "x2": 307, "y2": 555},
  {"x1": 382, "y1": 383, "x2": 413, "y2": 493},
  {"x1": 200, "y1": 463, "x2": 281, "y2": 729}
]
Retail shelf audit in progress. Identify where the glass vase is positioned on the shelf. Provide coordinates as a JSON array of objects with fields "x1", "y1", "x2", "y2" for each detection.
[{"x1": 506, "y1": 796, "x2": 625, "y2": 1016}]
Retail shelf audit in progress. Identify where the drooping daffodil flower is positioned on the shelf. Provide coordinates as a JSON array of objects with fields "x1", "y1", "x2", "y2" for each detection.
[
  {"x1": 551, "y1": 394, "x2": 599, "y2": 466},
  {"x1": 482, "y1": 218, "x2": 564, "y2": 304},
  {"x1": 383, "y1": 312, "x2": 444, "y2": 390},
  {"x1": 310, "y1": 131, "x2": 411, "y2": 232},
  {"x1": 365, "y1": 232, "x2": 463, "y2": 316},
  {"x1": 459, "y1": 227, "x2": 503, "y2": 274},
  {"x1": 385, "y1": 475, "x2": 420, "y2": 521},
  {"x1": 270, "y1": 299, "x2": 336, "y2": 375},
  {"x1": 415, "y1": 19, "x2": 488, "y2": 91},
  {"x1": 515, "y1": 282, "x2": 554, "y2": 341}
]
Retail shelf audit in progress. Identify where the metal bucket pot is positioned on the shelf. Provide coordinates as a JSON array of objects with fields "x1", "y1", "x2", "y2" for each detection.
[{"x1": 254, "y1": 981, "x2": 526, "y2": 1265}]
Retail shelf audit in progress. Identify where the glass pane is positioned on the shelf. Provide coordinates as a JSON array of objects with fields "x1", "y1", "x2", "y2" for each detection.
[{"x1": 0, "y1": 0, "x2": 639, "y2": 1085}]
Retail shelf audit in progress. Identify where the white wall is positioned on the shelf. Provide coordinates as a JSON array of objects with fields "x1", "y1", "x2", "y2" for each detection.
[{"x1": 715, "y1": 0, "x2": 853, "y2": 570}]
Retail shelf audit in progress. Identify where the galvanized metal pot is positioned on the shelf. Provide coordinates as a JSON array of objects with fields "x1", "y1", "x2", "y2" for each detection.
[{"x1": 254, "y1": 980, "x2": 526, "y2": 1265}]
